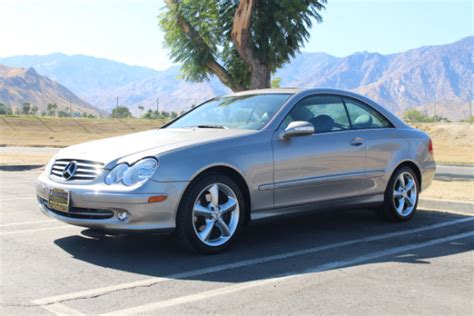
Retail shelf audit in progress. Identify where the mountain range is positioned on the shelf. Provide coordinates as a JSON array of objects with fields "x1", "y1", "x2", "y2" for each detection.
[
  {"x1": 0, "y1": 65, "x2": 104, "y2": 116},
  {"x1": 276, "y1": 36, "x2": 473, "y2": 119},
  {"x1": 0, "y1": 36, "x2": 472, "y2": 120}
]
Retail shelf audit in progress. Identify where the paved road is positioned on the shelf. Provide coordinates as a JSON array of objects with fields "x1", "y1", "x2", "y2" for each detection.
[
  {"x1": 436, "y1": 164, "x2": 474, "y2": 181},
  {"x1": 0, "y1": 146, "x2": 61, "y2": 154},
  {"x1": 0, "y1": 170, "x2": 473, "y2": 315}
]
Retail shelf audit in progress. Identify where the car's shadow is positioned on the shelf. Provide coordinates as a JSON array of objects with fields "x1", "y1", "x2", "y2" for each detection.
[{"x1": 54, "y1": 209, "x2": 473, "y2": 283}]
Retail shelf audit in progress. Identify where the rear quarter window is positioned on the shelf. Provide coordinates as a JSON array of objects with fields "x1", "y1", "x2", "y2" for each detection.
[{"x1": 343, "y1": 97, "x2": 393, "y2": 129}]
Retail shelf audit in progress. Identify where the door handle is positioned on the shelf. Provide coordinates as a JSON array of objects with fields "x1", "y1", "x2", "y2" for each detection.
[{"x1": 350, "y1": 137, "x2": 364, "y2": 146}]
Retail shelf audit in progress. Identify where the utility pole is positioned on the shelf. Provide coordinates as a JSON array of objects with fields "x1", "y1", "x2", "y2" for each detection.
[
  {"x1": 470, "y1": 99, "x2": 473, "y2": 123},
  {"x1": 116, "y1": 96, "x2": 119, "y2": 110},
  {"x1": 470, "y1": 80, "x2": 473, "y2": 122},
  {"x1": 156, "y1": 97, "x2": 159, "y2": 114}
]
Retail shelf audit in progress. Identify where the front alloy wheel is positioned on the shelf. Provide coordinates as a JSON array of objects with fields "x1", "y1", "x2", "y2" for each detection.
[
  {"x1": 192, "y1": 183, "x2": 239, "y2": 247},
  {"x1": 176, "y1": 173, "x2": 245, "y2": 254}
]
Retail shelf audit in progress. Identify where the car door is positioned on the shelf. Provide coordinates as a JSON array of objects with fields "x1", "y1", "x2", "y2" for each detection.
[
  {"x1": 342, "y1": 97, "x2": 403, "y2": 195},
  {"x1": 272, "y1": 94, "x2": 367, "y2": 208}
]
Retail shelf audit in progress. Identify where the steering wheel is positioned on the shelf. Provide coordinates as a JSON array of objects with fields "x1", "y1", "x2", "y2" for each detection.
[{"x1": 247, "y1": 111, "x2": 264, "y2": 124}]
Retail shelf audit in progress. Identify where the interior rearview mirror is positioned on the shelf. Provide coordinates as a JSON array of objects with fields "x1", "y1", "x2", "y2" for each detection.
[{"x1": 280, "y1": 121, "x2": 315, "y2": 140}]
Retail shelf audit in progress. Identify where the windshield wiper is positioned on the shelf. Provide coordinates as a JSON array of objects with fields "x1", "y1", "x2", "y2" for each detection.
[{"x1": 193, "y1": 124, "x2": 228, "y2": 129}]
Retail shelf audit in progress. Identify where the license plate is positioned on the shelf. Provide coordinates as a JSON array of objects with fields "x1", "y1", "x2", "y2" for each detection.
[{"x1": 48, "y1": 188, "x2": 70, "y2": 213}]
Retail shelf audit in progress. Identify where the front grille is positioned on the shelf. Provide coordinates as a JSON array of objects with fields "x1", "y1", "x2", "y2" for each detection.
[
  {"x1": 40, "y1": 198, "x2": 114, "y2": 219},
  {"x1": 50, "y1": 159, "x2": 104, "y2": 181}
]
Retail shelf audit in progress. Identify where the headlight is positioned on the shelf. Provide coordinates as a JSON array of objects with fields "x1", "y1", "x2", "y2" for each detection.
[
  {"x1": 105, "y1": 164, "x2": 129, "y2": 185},
  {"x1": 105, "y1": 158, "x2": 158, "y2": 186},
  {"x1": 122, "y1": 158, "x2": 158, "y2": 186}
]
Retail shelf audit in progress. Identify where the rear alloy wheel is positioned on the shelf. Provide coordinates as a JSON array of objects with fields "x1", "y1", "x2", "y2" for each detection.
[
  {"x1": 392, "y1": 172, "x2": 418, "y2": 217},
  {"x1": 176, "y1": 173, "x2": 245, "y2": 254},
  {"x1": 379, "y1": 166, "x2": 419, "y2": 221}
]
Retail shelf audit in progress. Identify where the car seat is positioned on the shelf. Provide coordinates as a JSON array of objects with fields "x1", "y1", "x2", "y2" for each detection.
[
  {"x1": 353, "y1": 114, "x2": 373, "y2": 128},
  {"x1": 310, "y1": 115, "x2": 334, "y2": 133}
]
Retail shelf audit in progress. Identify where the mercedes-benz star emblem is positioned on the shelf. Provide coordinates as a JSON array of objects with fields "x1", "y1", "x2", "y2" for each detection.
[{"x1": 62, "y1": 161, "x2": 78, "y2": 180}]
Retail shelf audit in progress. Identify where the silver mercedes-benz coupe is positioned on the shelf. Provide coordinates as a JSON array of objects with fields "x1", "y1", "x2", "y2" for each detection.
[{"x1": 36, "y1": 88, "x2": 436, "y2": 253}]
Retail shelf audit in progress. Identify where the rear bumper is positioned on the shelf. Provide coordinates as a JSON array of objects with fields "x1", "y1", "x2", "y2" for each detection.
[
  {"x1": 36, "y1": 172, "x2": 188, "y2": 233},
  {"x1": 420, "y1": 160, "x2": 436, "y2": 191}
]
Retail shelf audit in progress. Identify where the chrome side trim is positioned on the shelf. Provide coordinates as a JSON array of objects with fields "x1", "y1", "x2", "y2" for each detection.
[
  {"x1": 259, "y1": 170, "x2": 385, "y2": 192},
  {"x1": 258, "y1": 184, "x2": 275, "y2": 191},
  {"x1": 365, "y1": 170, "x2": 385, "y2": 178},
  {"x1": 273, "y1": 171, "x2": 366, "y2": 190}
]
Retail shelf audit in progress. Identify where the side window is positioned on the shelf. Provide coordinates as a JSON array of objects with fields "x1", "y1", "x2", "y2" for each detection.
[
  {"x1": 283, "y1": 95, "x2": 350, "y2": 133},
  {"x1": 343, "y1": 98, "x2": 392, "y2": 129}
]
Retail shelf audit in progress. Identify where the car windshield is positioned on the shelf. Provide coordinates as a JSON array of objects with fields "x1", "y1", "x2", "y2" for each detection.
[{"x1": 166, "y1": 94, "x2": 292, "y2": 130}]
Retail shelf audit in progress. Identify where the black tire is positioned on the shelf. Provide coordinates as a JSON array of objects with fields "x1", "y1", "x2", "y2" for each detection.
[
  {"x1": 378, "y1": 166, "x2": 419, "y2": 222},
  {"x1": 175, "y1": 172, "x2": 246, "y2": 254}
]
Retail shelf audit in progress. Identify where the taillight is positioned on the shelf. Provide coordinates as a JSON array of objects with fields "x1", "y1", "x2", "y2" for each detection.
[{"x1": 428, "y1": 139, "x2": 434, "y2": 156}]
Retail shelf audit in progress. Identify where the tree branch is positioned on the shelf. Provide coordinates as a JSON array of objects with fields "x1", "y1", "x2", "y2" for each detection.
[
  {"x1": 164, "y1": 0, "x2": 244, "y2": 91},
  {"x1": 231, "y1": 0, "x2": 270, "y2": 89},
  {"x1": 230, "y1": 0, "x2": 256, "y2": 67}
]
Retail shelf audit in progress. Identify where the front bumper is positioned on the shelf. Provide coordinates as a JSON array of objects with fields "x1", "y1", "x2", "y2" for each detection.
[{"x1": 36, "y1": 172, "x2": 189, "y2": 233}]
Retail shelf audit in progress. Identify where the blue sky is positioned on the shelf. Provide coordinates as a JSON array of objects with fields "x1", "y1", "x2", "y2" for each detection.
[{"x1": 0, "y1": 0, "x2": 472, "y2": 70}]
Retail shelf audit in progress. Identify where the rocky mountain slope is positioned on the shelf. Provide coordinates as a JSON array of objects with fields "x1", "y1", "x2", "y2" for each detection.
[
  {"x1": 0, "y1": 65, "x2": 104, "y2": 116},
  {"x1": 276, "y1": 36, "x2": 473, "y2": 118}
]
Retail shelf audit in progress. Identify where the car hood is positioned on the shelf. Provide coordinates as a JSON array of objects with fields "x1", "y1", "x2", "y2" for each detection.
[{"x1": 55, "y1": 128, "x2": 254, "y2": 168}]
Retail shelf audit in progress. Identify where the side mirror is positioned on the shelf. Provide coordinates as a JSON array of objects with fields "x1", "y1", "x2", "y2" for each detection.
[{"x1": 280, "y1": 121, "x2": 315, "y2": 140}]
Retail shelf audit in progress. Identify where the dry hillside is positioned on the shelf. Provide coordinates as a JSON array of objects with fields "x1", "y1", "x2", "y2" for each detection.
[
  {"x1": 0, "y1": 65, "x2": 104, "y2": 116},
  {"x1": 414, "y1": 123, "x2": 474, "y2": 164}
]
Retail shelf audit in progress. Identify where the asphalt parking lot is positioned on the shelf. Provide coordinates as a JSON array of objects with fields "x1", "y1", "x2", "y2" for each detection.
[{"x1": 1, "y1": 170, "x2": 473, "y2": 315}]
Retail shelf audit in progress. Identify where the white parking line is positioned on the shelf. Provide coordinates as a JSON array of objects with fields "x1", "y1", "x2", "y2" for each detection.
[
  {"x1": 32, "y1": 216, "x2": 474, "y2": 306},
  {"x1": 0, "y1": 225, "x2": 75, "y2": 236},
  {"x1": 0, "y1": 180, "x2": 38, "y2": 184},
  {"x1": 102, "y1": 231, "x2": 474, "y2": 315},
  {"x1": 0, "y1": 180, "x2": 37, "y2": 184},
  {"x1": 0, "y1": 219, "x2": 55, "y2": 227},
  {"x1": 0, "y1": 195, "x2": 36, "y2": 201},
  {"x1": 42, "y1": 303, "x2": 85, "y2": 316}
]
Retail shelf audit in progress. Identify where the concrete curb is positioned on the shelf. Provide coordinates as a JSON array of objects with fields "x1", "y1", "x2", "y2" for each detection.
[
  {"x1": 437, "y1": 163, "x2": 474, "y2": 167},
  {"x1": 419, "y1": 198, "x2": 473, "y2": 214}
]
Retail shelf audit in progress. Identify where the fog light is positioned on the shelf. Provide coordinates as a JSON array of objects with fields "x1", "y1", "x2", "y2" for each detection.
[{"x1": 117, "y1": 211, "x2": 129, "y2": 221}]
